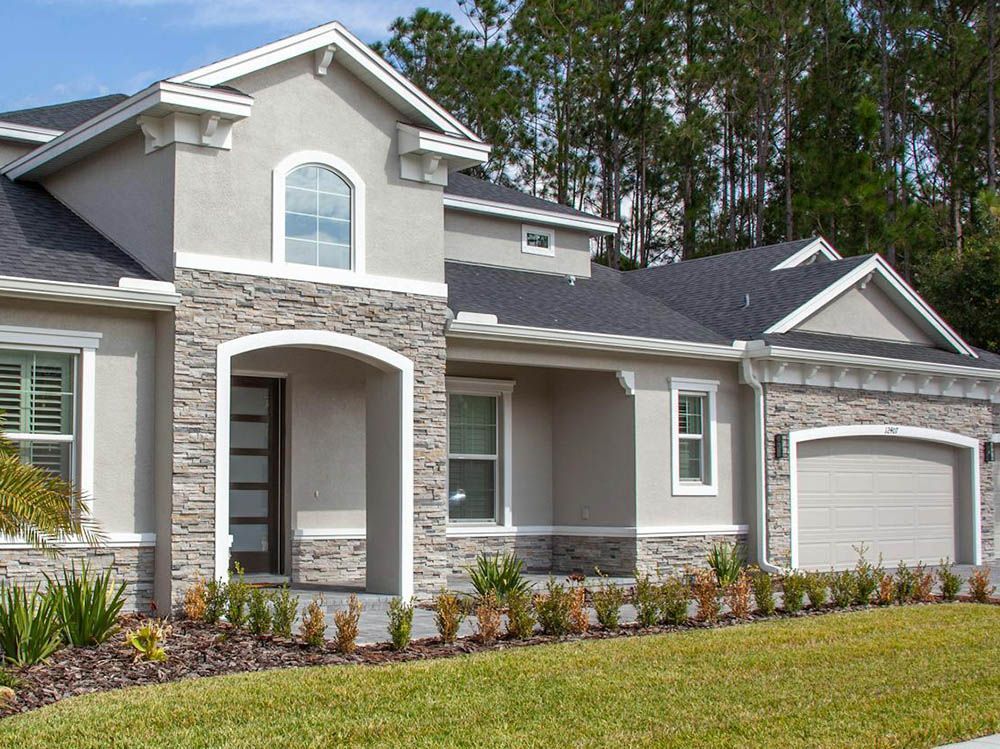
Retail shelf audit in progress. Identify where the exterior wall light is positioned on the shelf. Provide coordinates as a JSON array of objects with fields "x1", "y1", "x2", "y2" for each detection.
[
  {"x1": 774, "y1": 433, "x2": 789, "y2": 460},
  {"x1": 985, "y1": 441, "x2": 995, "y2": 463}
]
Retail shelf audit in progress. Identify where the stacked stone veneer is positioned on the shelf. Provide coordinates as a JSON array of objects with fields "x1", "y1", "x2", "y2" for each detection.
[
  {"x1": 448, "y1": 535, "x2": 553, "y2": 575},
  {"x1": 635, "y1": 534, "x2": 749, "y2": 576},
  {"x1": 0, "y1": 545, "x2": 154, "y2": 612},
  {"x1": 290, "y1": 537, "x2": 367, "y2": 586},
  {"x1": 764, "y1": 383, "x2": 996, "y2": 566},
  {"x1": 170, "y1": 268, "x2": 449, "y2": 606}
]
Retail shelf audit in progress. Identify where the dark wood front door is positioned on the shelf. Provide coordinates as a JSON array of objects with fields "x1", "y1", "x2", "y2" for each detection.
[{"x1": 229, "y1": 376, "x2": 284, "y2": 575}]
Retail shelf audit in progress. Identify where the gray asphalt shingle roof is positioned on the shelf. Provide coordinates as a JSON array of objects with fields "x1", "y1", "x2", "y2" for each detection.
[
  {"x1": 0, "y1": 94, "x2": 128, "y2": 132},
  {"x1": 445, "y1": 172, "x2": 604, "y2": 222},
  {"x1": 0, "y1": 178, "x2": 155, "y2": 285}
]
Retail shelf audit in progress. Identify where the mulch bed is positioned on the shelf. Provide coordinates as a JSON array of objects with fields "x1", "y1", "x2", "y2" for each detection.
[{"x1": 2, "y1": 596, "x2": 997, "y2": 719}]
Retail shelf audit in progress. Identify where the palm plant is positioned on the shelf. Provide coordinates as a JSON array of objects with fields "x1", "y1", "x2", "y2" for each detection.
[{"x1": 0, "y1": 417, "x2": 103, "y2": 551}]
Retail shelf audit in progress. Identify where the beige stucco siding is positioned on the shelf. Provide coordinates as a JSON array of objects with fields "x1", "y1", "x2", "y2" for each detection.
[
  {"x1": 173, "y1": 54, "x2": 445, "y2": 283},
  {"x1": 0, "y1": 299, "x2": 159, "y2": 534},
  {"x1": 42, "y1": 134, "x2": 175, "y2": 280},
  {"x1": 444, "y1": 211, "x2": 593, "y2": 278},
  {"x1": 0, "y1": 141, "x2": 35, "y2": 167},
  {"x1": 798, "y1": 284, "x2": 934, "y2": 344}
]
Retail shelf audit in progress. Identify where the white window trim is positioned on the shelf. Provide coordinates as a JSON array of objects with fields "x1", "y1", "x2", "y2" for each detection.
[
  {"x1": 445, "y1": 377, "x2": 515, "y2": 528},
  {"x1": 521, "y1": 224, "x2": 556, "y2": 257},
  {"x1": 0, "y1": 326, "x2": 99, "y2": 522},
  {"x1": 669, "y1": 377, "x2": 718, "y2": 497},
  {"x1": 272, "y1": 150, "x2": 366, "y2": 276}
]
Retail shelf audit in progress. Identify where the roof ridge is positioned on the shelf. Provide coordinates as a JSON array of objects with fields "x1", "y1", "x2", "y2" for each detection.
[{"x1": 624, "y1": 238, "x2": 818, "y2": 274}]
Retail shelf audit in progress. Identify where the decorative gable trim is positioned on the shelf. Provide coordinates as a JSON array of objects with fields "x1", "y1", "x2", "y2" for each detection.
[
  {"x1": 397, "y1": 123, "x2": 490, "y2": 185},
  {"x1": 764, "y1": 254, "x2": 977, "y2": 358},
  {"x1": 770, "y1": 237, "x2": 842, "y2": 270},
  {"x1": 0, "y1": 121, "x2": 61, "y2": 145}
]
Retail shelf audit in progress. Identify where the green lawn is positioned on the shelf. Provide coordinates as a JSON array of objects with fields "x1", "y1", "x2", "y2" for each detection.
[{"x1": 2, "y1": 605, "x2": 998, "y2": 748}]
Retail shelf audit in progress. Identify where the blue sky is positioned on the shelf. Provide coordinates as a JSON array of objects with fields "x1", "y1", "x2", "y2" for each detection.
[{"x1": 0, "y1": 0, "x2": 463, "y2": 112}]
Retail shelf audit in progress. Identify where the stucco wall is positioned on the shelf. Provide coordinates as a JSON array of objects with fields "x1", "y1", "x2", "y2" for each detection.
[
  {"x1": 173, "y1": 54, "x2": 445, "y2": 283},
  {"x1": 444, "y1": 211, "x2": 593, "y2": 278},
  {"x1": 0, "y1": 141, "x2": 34, "y2": 167},
  {"x1": 798, "y1": 284, "x2": 933, "y2": 344}
]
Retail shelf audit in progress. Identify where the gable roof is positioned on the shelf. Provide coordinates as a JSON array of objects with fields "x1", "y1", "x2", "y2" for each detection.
[
  {"x1": 446, "y1": 173, "x2": 601, "y2": 221},
  {"x1": 0, "y1": 177, "x2": 155, "y2": 285},
  {"x1": 0, "y1": 94, "x2": 128, "y2": 132}
]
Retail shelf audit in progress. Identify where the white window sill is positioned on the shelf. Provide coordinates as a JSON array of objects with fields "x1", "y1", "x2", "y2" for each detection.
[{"x1": 671, "y1": 483, "x2": 719, "y2": 497}]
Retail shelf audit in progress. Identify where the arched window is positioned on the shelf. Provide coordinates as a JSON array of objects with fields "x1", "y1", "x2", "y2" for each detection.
[{"x1": 283, "y1": 164, "x2": 352, "y2": 270}]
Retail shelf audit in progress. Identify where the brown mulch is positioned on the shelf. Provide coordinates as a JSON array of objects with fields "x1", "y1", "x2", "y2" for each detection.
[{"x1": 2, "y1": 597, "x2": 997, "y2": 719}]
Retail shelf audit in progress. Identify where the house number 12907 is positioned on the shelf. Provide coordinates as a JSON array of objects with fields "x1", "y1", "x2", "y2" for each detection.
[{"x1": 884, "y1": 426, "x2": 900, "y2": 435}]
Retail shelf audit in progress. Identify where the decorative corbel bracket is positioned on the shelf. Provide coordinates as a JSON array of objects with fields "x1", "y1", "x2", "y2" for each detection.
[
  {"x1": 616, "y1": 370, "x2": 636, "y2": 397},
  {"x1": 315, "y1": 44, "x2": 337, "y2": 76}
]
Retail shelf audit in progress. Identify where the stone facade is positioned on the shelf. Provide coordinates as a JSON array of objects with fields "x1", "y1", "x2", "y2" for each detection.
[
  {"x1": 636, "y1": 534, "x2": 749, "y2": 576},
  {"x1": 447, "y1": 535, "x2": 553, "y2": 575},
  {"x1": 551, "y1": 535, "x2": 637, "y2": 576},
  {"x1": 170, "y1": 268, "x2": 450, "y2": 606},
  {"x1": 0, "y1": 545, "x2": 155, "y2": 612},
  {"x1": 290, "y1": 537, "x2": 366, "y2": 586},
  {"x1": 763, "y1": 383, "x2": 995, "y2": 566}
]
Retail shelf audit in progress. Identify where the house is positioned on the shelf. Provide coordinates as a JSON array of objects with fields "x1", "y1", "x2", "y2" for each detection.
[{"x1": 0, "y1": 22, "x2": 996, "y2": 611}]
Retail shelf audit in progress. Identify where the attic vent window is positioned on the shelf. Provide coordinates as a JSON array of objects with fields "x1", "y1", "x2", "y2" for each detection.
[{"x1": 522, "y1": 225, "x2": 555, "y2": 257}]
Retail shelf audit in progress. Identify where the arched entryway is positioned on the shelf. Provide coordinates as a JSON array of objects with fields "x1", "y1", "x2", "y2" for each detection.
[{"x1": 214, "y1": 330, "x2": 414, "y2": 598}]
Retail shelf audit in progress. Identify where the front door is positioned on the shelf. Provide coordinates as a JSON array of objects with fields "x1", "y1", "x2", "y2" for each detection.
[{"x1": 229, "y1": 376, "x2": 284, "y2": 575}]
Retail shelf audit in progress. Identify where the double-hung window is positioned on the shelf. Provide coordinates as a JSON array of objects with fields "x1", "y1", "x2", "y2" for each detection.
[
  {"x1": 670, "y1": 378, "x2": 718, "y2": 496},
  {"x1": 0, "y1": 350, "x2": 76, "y2": 481}
]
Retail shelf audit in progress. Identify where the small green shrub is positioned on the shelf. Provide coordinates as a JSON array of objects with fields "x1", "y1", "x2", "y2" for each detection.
[
  {"x1": 749, "y1": 568, "x2": 776, "y2": 616},
  {"x1": 46, "y1": 561, "x2": 127, "y2": 646},
  {"x1": 804, "y1": 572, "x2": 828, "y2": 609},
  {"x1": 829, "y1": 569, "x2": 856, "y2": 608},
  {"x1": 203, "y1": 578, "x2": 227, "y2": 625},
  {"x1": 893, "y1": 562, "x2": 917, "y2": 604},
  {"x1": 691, "y1": 569, "x2": 721, "y2": 623},
  {"x1": 852, "y1": 544, "x2": 882, "y2": 605},
  {"x1": 467, "y1": 552, "x2": 532, "y2": 605},
  {"x1": 505, "y1": 589, "x2": 536, "y2": 639},
  {"x1": 433, "y1": 590, "x2": 464, "y2": 643},
  {"x1": 781, "y1": 571, "x2": 808, "y2": 614},
  {"x1": 0, "y1": 668, "x2": 21, "y2": 689},
  {"x1": 269, "y1": 586, "x2": 298, "y2": 638},
  {"x1": 592, "y1": 576, "x2": 624, "y2": 631},
  {"x1": 658, "y1": 576, "x2": 690, "y2": 625},
  {"x1": 633, "y1": 571, "x2": 660, "y2": 628},
  {"x1": 534, "y1": 578, "x2": 573, "y2": 637},
  {"x1": 0, "y1": 584, "x2": 62, "y2": 666},
  {"x1": 299, "y1": 596, "x2": 327, "y2": 648},
  {"x1": 225, "y1": 564, "x2": 250, "y2": 628},
  {"x1": 125, "y1": 619, "x2": 170, "y2": 662},
  {"x1": 936, "y1": 559, "x2": 963, "y2": 602},
  {"x1": 707, "y1": 542, "x2": 745, "y2": 587},
  {"x1": 247, "y1": 588, "x2": 271, "y2": 636},
  {"x1": 333, "y1": 594, "x2": 362, "y2": 654},
  {"x1": 968, "y1": 566, "x2": 996, "y2": 603},
  {"x1": 387, "y1": 597, "x2": 414, "y2": 650}
]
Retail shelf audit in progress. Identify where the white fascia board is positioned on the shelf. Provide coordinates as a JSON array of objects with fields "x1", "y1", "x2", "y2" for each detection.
[
  {"x1": 770, "y1": 237, "x2": 842, "y2": 270},
  {"x1": 764, "y1": 254, "x2": 977, "y2": 357},
  {"x1": 169, "y1": 21, "x2": 481, "y2": 143},
  {"x1": 3, "y1": 82, "x2": 253, "y2": 180},
  {"x1": 0, "y1": 121, "x2": 62, "y2": 144},
  {"x1": 443, "y1": 195, "x2": 619, "y2": 235},
  {"x1": 397, "y1": 123, "x2": 491, "y2": 168},
  {"x1": 749, "y1": 344, "x2": 1000, "y2": 381},
  {"x1": 0, "y1": 274, "x2": 180, "y2": 310},
  {"x1": 447, "y1": 319, "x2": 744, "y2": 360}
]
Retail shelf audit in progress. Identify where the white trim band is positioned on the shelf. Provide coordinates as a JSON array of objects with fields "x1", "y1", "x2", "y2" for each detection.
[
  {"x1": 444, "y1": 194, "x2": 619, "y2": 235},
  {"x1": 0, "y1": 532, "x2": 156, "y2": 550},
  {"x1": 0, "y1": 274, "x2": 180, "y2": 310},
  {"x1": 446, "y1": 524, "x2": 748, "y2": 538}
]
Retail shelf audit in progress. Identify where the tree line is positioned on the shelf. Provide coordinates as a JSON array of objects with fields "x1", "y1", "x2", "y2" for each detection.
[{"x1": 375, "y1": 0, "x2": 999, "y2": 350}]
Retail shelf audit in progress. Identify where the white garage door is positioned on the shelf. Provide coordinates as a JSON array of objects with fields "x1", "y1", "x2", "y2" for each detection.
[{"x1": 796, "y1": 436, "x2": 958, "y2": 569}]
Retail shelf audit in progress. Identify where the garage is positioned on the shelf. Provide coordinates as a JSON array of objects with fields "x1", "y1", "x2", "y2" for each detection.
[{"x1": 792, "y1": 431, "x2": 977, "y2": 570}]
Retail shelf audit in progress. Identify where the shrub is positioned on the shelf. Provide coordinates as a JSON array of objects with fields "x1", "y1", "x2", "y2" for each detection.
[
  {"x1": 0, "y1": 584, "x2": 62, "y2": 666},
  {"x1": 474, "y1": 592, "x2": 502, "y2": 644},
  {"x1": 505, "y1": 589, "x2": 536, "y2": 639},
  {"x1": 592, "y1": 577, "x2": 624, "y2": 631},
  {"x1": 247, "y1": 588, "x2": 271, "y2": 636},
  {"x1": 968, "y1": 567, "x2": 996, "y2": 603},
  {"x1": 658, "y1": 577, "x2": 690, "y2": 625},
  {"x1": 707, "y1": 542, "x2": 744, "y2": 587},
  {"x1": 568, "y1": 585, "x2": 589, "y2": 635},
  {"x1": 892, "y1": 562, "x2": 918, "y2": 604},
  {"x1": 803, "y1": 572, "x2": 828, "y2": 609},
  {"x1": 633, "y1": 571, "x2": 660, "y2": 628},
  {"x1": 876, "y1": 573, "x2": 895, "y2": 606},
  {"x1": 912, "y1": 563, "x2": 935, "y2": 603},
  {"x1": 270, "y1": 586, "x2": 298, "y2": 638},
  {"x1": 333, "y1": 594, "x2": 362, "y2": 654},
  {"x1": 534, "y1": 578, "x2": 573, "y2": 637},
  {"x1": 853, "y1": 544, "x2": 882, "y2": 605},
  {"x1": 936, "y1": 559, "x2": 964, "y2": 602},
  {"x1": 125, "y1": 619, "x2": 170, "y2": 662},
  {"x1": 691, "y1": 569, "x2": 721, "y2": 624},
  {"x1": 749, "y1": 568, "x2": 776, "y2": 616},
  {"x1": 225, "y1": 564, "x2": 250, "y2": 629},
  {"x1": 46, "y1": 561, "x2": 127, "y2": 646},
  {"x1": 725, "y1": 569, "x2": 753, "y2": 620},
  {"x1": 829, "y1": 570, "x2": 856, "y2": 608},
  {"x1": 203, "y1": 578, "x2": 227, "y2": 625},
  {"x1": 781, "y1": 572, "x2": 808, "y2": 614},
  {"x1": 299, "y1": 596, "x2": 327, "y2": 648},
  {"x1": 0, "y1": 668, "x2": 21, "y2": 689},
  {"x1": 183, "y1": 576, "x2": 208, "y2": 621},
  {"x1": 467, "y1": 552, "x2": 532, "y2": 605},
  {"x1": 433, "y1": 590, "x2": 464, "y2": 643},
  {"x1": 387, "y1": 597, "x2": 414, "y2": 651}
]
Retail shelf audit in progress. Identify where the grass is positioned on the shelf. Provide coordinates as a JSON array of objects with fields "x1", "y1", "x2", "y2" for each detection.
[{"x1": 2, "y1": 605, "x2": 998, "y2": 748}]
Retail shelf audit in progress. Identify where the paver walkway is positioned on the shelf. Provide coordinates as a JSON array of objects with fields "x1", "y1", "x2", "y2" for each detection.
[{"x1": 938, "y1": 734, "x2": 1000, "y2": 748}]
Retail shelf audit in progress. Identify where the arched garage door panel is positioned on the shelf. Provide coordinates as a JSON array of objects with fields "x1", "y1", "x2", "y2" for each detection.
[{"x1": 797, "y1": 437, "x2": 958, "y2": 569}]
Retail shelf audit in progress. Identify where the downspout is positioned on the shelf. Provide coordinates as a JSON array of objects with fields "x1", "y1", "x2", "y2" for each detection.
[{"x1": 741, "y1": 356, "x2": 782, "y2": 573}]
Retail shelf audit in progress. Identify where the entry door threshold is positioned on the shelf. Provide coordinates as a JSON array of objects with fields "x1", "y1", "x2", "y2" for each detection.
[{"x1": 244, "y1": 574, "x2": 290, "y2": 585}]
